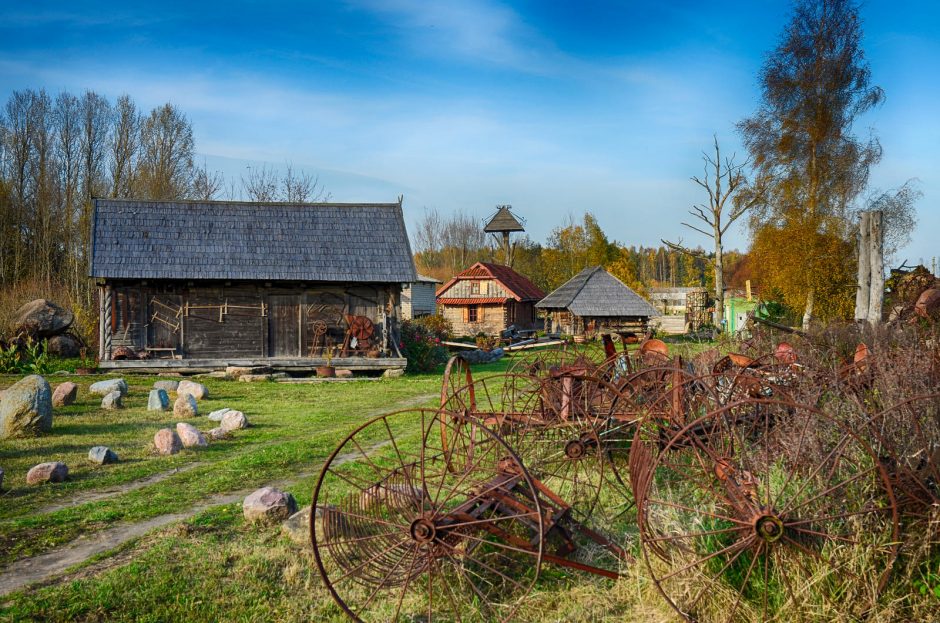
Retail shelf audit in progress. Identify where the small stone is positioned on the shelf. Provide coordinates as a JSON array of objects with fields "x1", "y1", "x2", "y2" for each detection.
[
  {"x1": 281, "y1": 506, "x2": 312, "y2": 547},
  {"x1": 0, "y1": 375, "x2": 52, "y2": 439},
  {"x1": 26, "y1": 461, "x2": 68, "y2": 485},
  {"x1": 335, "y1": 369, "x2": 353, "y2": 378},
  {"x1": 101, "y1": 390, "x2": 123, "y2": 410},
  {"x1": 89, "y1": 378, "x2": 127, "y2": 397},
  {"x1": 177, "y1": 380, "x2": 208, "y2": 400},
  {"x1": 220, "y1": 410, "x2": 248, "y2": 432},
  {"x1": 153, "y1": 380, "x2": 180, "y2": 392},
  {"x1": 176, "y1": 422, "x2": 207, "y2": 448},
  {"x1": 147, "y1": 389, "x2": 170, "y2": 411},
  {"x1": 154, "y1": 428, "x2": 182, "y2": 455},
  {"x1": 173, "y1": 394, "x2": 198, "y2": 418},
  {"x1": 243, "y1": 486, "x2": 298, "y2": 524},
  {"x1": 88, "y1": 446, "x2": 119, "y2": 464},
  {"x1": 226, "y1": 365, "x2": 272, "y2": 379},
  {"x1": 382, "y1": 368, "x2": 405, "y2": 378},
  {"x1": 52, "y1": 382, "x2": 78, "y2": 407},
  {"x1": 207, "y1": 408, "x2": 232, "y2": 422},
  {"x1": 206, "y1": 427, "x2": 229, "y2": 441}
]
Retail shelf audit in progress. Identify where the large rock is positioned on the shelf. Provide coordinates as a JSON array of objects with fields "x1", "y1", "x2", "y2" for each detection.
[
  {"x1": 281, "y1": 506, "x2": 312, "y2": 547},
  {"x1": 220, "y1": 410, "x2": 248, "y2": 432},
  {"x1": 153, "y1": 380, "x2": 180, "y2": 393},
  {"x1": 207, "y1": 407, "x2": 232, "y2": 422},
  {"x1": 176, "y1": 422, "x2": 207, "y2": 448},
  {"x1": 147, "y1": 389, "x2": 170, "y2": 411},
  {"x1": 0, "y1": 375, "x2": 52, "y2": 439},
  {"x1": 88, "y1": 446, "x2": 119, "y2": 465},
  {"x1": 26, "y1": 461, "x2": 68, "y2": 485},
  {"x1": 174, "y1": 394, "x2": 198, "y2": 418},
  {"x1": 89, "y1": 378, "x2": 127, "y2": 397},
  {"x1": 52, "y1": 381, "x2": 78, "y2": 407},
  {"x1": 154, "y1": 428, "x2": 182, "y2": 455},
  {"x1": 243, "y1": 487, "x2": 298, "y2": 525},
  {"x1": 45, "y1": 334, "x2": 81, "y2": 358},
  {"x1": 177, "y1": 380, "x2": 208, "y2": 400},
  {"x1": 11, "y1": 299, "x2": 74, "y2": 338},
  {"x1": 101, "y1": 391, "x2": 123, "y2": 410}
]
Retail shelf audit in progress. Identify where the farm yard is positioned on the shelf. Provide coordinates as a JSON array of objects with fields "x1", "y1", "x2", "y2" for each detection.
[{"x1": 1, "y1": 327, "x2": 939, "y2": 622}]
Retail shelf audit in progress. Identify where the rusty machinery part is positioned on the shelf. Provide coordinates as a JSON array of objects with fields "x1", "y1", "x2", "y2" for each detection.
[
  {"x1": 633, "y1": 398, "x2": 899, "y2": 622},
  {"x1": 860, "y1": 394, "x2": 940, "y2": 517},
  {"x1": 504, "y1": 343, "x2": 602, "y2": 379},
  {"x1": 440, "y1": 372, "x2": 633, "y2": 572},
  {"x1": 311, "y1": 408, "x2": 545, "y2": 623},
  {"x1": 440, "y1": 356, "x2": 474, "y2": 411},
  {"x1": 345, "y1": 314, "x2": 375, "y2": 342},
  {"x1": 709, "y1": 351, "x2": 805, "y2": 406},
  {"x1": 439, "y1": 373, "x2": 544, "y2": 474}
]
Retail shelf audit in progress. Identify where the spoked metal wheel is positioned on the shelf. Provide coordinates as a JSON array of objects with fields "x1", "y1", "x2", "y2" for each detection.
[
  {"x1": 505, "y1": 343, "x2": 600, "y2": 379},
  {"x1": 312, "y1": 408, "x2": 545, "y2": 623},
  {"x1": 634, "y1": 399, "x2": 899, "y2": 622}
]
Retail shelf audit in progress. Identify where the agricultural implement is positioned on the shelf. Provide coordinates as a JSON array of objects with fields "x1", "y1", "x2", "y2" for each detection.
[{"x1": 311, "y1": 339, "x2": 913, "y2": 622}]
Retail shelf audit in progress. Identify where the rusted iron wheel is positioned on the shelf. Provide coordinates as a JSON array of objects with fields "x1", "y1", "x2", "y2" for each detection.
[
  {"x1": 862, "y1": 394, "x2": 940, "y2": 517},
  {"x1": 311, "y1": 408, "x2": 544, "y2": 622},
  {"x1": 505, "y1": 343, "x2": 600, "y2": 379},
  {"x1": 634, "y1": 399, "x2": 899, "y2": 622}
]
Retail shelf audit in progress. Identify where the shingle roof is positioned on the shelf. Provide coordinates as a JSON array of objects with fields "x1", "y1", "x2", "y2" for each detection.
[
  {"x1": 436, "y1": 262, "x2": 545, "y2": 301},
  {"x1": 536, "y1": 266, "x2": 658, "y2": 317},
  {"x1": 483, "y1": 206, "x2": 525, "y2": 233},
  {"x1": 89, "y1": 199, "x2": 417, "y2": 283},
  {"x1": 415, "y1": 274, "x2": 442, "y2": 284}
]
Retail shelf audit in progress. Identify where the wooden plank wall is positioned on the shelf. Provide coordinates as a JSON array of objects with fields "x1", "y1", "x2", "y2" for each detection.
[{"x1": 103, "y1": 282, "x2": 390, "y2": 359}]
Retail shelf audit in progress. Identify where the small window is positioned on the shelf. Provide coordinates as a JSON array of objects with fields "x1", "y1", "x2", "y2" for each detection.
[
  {"x1": 470, "y1": 282, "x2": 480, "y2": 295},
  {"x1": 468, "y1": 305, "x2": 478, "y2": 322}
]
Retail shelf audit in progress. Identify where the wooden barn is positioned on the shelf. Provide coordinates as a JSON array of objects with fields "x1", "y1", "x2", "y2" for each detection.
[
  {"x1": 89, "y1": 198, "x2": 416, "y2": 373},
  {"x1": 436, "y1": 262, "x2": 544, "y2": 336},
  {"x1": 401, "y1": 275, "x2": 441, "y2": 319},
  {"x1": 536, "y1": 266, "x2": 658, "y2": 338}
]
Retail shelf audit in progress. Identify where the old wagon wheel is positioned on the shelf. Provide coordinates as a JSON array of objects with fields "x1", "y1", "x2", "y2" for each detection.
[
  {"x1": 312, "y1": 408, "x2": 544, "y2": 623},
  {"x1": 862, "y1": 394, "x2": 940, "y2": 517},
  {"x1": 505, "y1": 343, "x2": 600, "y2": 379},
  {"x1": 634, "y1": 398, "x2": 899, "y2": 622}
]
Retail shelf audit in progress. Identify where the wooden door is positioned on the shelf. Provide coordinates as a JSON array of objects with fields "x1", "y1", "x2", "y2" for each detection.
[
  {"x1": 268, "y1": 295, "x2": 300, "y2": 357},
  {"x1": 148, "y1": 295, "x2": 182, "y2": 352}
]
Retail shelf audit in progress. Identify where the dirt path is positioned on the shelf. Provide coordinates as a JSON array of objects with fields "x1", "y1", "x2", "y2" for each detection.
[{"x1": 0, "y1": 425, "x2": 404, "y2": 596}]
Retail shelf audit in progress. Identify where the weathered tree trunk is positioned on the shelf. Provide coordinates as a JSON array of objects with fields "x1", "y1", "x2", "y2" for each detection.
[
  {"x1": 802, "y1": 288, "x2": 814, "y2": 331},
  {"x1": 714, "y1": 240, "x2": 724, "y2": 330},
  {"x1": 868, "y1": 210, "x2": 884, "y2": 324},
  {"x1": 854, "y1": 211, "x2": 871, "y2": 322}
]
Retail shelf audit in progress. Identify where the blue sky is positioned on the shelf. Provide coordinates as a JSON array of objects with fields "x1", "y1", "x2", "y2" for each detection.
[{"x1": 2, "y1": 1, "x2": 938, "y2": 263}]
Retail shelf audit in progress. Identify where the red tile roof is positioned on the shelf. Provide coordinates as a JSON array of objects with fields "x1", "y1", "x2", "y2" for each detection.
[
  {"x1": 436, "y1": 262, "x2": 545, "y2": 302},
  {"x1": 438, "y1": 297, "x2": 509, "y2": 305}
]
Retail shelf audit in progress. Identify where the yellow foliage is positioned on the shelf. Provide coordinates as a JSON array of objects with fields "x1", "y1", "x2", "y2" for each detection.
[{"x1": 750, "y1": 216, "x2": 855, "y2": 321}]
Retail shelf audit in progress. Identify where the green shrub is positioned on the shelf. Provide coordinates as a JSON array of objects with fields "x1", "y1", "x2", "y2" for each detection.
[{"x1": 400, "y1": 319, "x2": 449, "y2": 373}]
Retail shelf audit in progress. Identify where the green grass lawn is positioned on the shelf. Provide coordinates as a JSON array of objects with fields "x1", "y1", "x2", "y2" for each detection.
[{"x1": 1, "y1": 342, "x2": 934, "y2": 622}]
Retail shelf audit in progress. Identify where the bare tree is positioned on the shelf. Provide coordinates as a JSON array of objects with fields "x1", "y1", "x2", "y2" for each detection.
[
  {"x1": 191, "y1": 159, "x2": 224, "y2": 200},
  {"x1": 110, "y1": 94, "x2": 139, "y2": 199},
  {"x1": 663, "y1": 136, "x2": 760, "y2": 329},
  {"x1": 861, "y1": 180, "x2": 920, "y2": 264},
  {"x1": 281, "y1": 162, "x2": 330, "y2": 202},
  {"x1": 137, "y1": 103, "x2": 194, "y2": 200},
  {"x1": 241, "y1": 163, "x2": 279, "y2": 202}
]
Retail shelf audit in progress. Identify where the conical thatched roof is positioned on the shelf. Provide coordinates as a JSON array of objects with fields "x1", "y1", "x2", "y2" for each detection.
[{"x1": 536, "y1": 266, "x2": 658, "y2": 317}]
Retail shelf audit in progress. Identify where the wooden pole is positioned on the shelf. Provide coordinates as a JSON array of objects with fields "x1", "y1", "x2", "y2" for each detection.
[
  {"x1": 867, "y1": 210, "x2": 884, "y2": 324},
  {"x1": 854, "y1": 211, "x2": 871, "y2": 322},
  {"x1": 103, "y1": 286, "x2": 112, "y2": 360}
]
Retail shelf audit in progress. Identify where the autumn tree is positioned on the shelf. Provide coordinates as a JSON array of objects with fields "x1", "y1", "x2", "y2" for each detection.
[
  {"x1": 664, "y1": 136, "x2": 760, "y2": 329},
  {"x1": 739, "y1": 0, "x2": 883, "y2": 329}
]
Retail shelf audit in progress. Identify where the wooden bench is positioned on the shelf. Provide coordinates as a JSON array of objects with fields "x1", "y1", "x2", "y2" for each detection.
[{"x1": 145, "y1": 347, "x2": 182, "y2": 360}]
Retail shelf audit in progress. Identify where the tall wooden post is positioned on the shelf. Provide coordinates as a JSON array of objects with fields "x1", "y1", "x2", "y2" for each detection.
[
  {"x1": 98, "y1": 285, "x2": 106, "y2": 361},
  {"x1": 103, "y1": 285, "x2": 113, "y2": 360},
  {"x1": 854, "y1": 211, "x2": 871, "y2": 322},
  {"x1": 867, "y1": 210, "x2": 884, "y2": 324}
]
